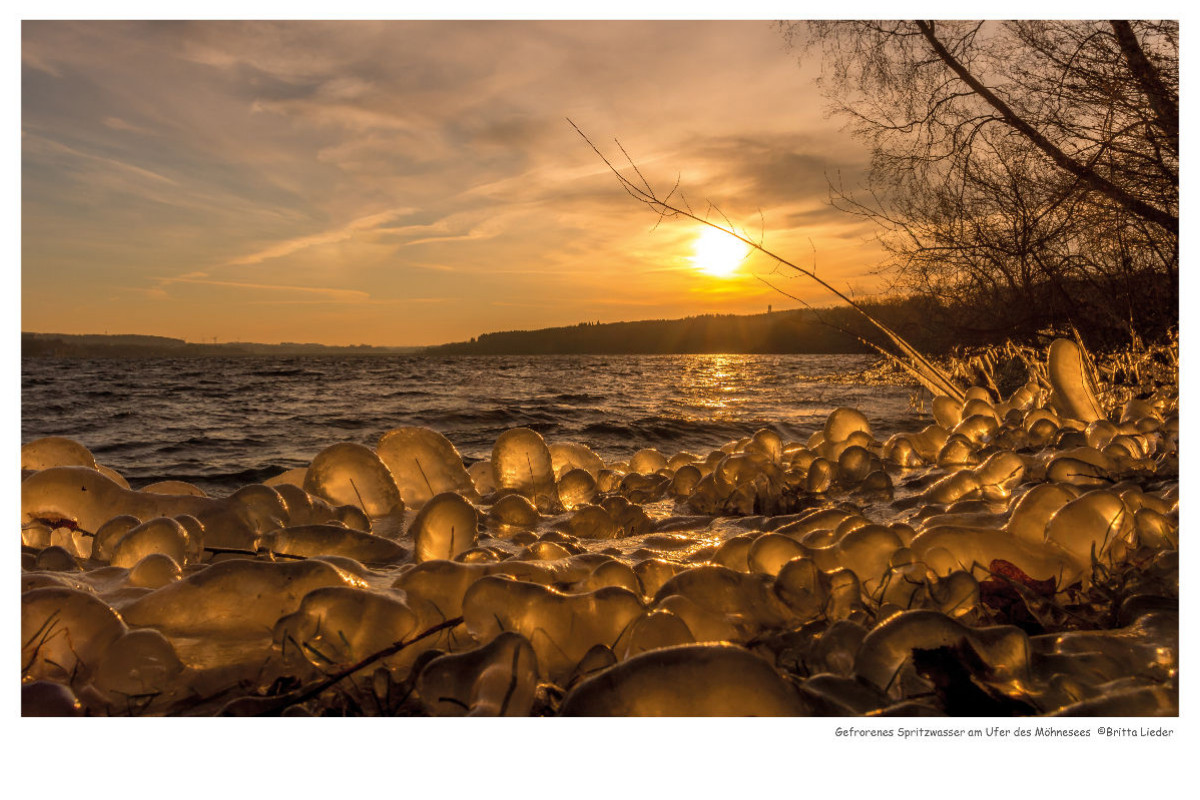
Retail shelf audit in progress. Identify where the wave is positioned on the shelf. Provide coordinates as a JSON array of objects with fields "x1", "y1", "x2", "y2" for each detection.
[{"x1": 22, "y1": 353, "x2": 914, "y2": 495}]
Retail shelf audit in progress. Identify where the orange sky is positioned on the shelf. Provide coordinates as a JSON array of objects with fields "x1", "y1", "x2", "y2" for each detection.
[{"x1": 22, "y1": 20, "x2": 887, "y2": 346}]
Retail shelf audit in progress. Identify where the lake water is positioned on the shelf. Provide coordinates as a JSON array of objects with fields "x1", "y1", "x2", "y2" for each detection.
[{"x1": 21, "y1": 353, "x2": 925, "y2": 495}]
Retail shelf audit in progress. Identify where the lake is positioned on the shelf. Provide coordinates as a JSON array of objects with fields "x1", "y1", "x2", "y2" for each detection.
[{"x1": 21, "y1": 353, "x2": 924, "y2": 495}]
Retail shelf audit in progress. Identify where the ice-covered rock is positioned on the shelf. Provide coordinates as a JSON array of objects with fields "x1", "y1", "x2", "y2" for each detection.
[
  {"x1": 127, "y1": 553, "x2": 183, "y2": 589},
  {"x1": 141, "y1": 480, "x2": 207, "y2": 497},
  {"x1": 22, "y1": 681, "x2": 83, "y2": 716},
  {"x1": 854, "y1": 609, "x2": 1031, "y2": 696},
  {"x1": 89, "y1": 628, "x2": 185, "y2": 705},
  {"x1": 824, "y1": 407, "x2": 872, "y2": 443},
  {"x1": 630, "y1": 448, "x2": 668, "y2": 475}
]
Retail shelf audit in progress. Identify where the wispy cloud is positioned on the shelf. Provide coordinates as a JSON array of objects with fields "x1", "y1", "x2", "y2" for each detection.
[
  {"x1": 102, "y1": 116, "x2": 157, "y2": 136},
  {"x1": 24, "y1": 132, "x2": 178, "y2": 185},
  {"x1": 222, "y1": 208, "x2": 415, "y2": 267},
  {"x1": 156, "y1": 276, "x2": 371, "y2": 303},
  {"x1": 21, "y1": 48, "x2": 61, "y2": 77}
]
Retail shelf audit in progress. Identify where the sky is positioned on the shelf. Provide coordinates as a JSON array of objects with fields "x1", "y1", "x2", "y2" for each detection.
[{"x1": 21, "y1": 19, "x2": 887, "y2": 346}]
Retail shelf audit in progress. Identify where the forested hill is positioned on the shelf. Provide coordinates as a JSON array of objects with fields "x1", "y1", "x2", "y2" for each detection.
[
  {"x1": 21, "y1": 332, "x2": 422, "y2": 358},
  {"x1": 426, "y1": 308, "x2": 884, "y2": 355}
]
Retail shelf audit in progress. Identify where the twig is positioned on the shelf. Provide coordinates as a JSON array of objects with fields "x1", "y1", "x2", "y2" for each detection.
[
  {"x1": 256, "y1": 616, "x2": 464, "y2": 716},
  {"x1": 569, "y1": 119, "x2": 965, "y2": 402}
]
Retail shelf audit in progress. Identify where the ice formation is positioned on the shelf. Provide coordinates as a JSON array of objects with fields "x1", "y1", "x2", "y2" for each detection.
[
  {"x1": 463, "y1": 576, "x2": 644, "y2": 680},
  {"x1": 416, "y1": 631, "x2": 538, "y2": 716},
  {"x1": 21, "y1": 436, "x2": 97, "y2": 472},
  {"x1": 556, "y1": 468, "x2": 597, "y2": 510},
  {"x1": 22, "y1": 587, "x2": 127, "y2": 685},
  {"x1": 411, "y1": 492, "x2": 479, "y2": 562},
  {"x1": 262, "y1": 524, "x2": 408, "y2": 563},
  {"x1": 491, "y1": 428, "x2": 559, "y2": 511},
  {"x1": 18, "y1": 338, "x2": 1178, "y2": 716},
  {"x1": 548, "y1": 442, "x2": 605, "y2": 478},
  {"x1": 560, "y1": 643, "x2": 810, "y2": 715},
  {"x1": 377, "y1": 427, "x2": 478, "y2": 508},
  {"x1": 273, "y1": 586, "x2": 420, "y2": 674},
  {"x1": 122, "y1": 559, "x2": 360, "y2": 636},
  {"x1": 110, "y1": 517, "x2": 190, "y2": 568},
  {"x1": 303, "y1": 442, "x2": 404, "y2": 518},
  {"x1": 141, "y1": 480, "x2": 208, "y2": 497}
]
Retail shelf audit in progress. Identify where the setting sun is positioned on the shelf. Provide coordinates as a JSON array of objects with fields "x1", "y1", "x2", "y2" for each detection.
[{"x1": 690, "y1": 227, "x2": 751, "y2": 277}]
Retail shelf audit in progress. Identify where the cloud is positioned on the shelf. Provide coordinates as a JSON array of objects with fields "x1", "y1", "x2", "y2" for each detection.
[
  {"x1": 221, "y1": 208, "x2": 416, "y2": 267},
  {"x1": 102, "y1": 116, "x2": 157, "y2": 136},
  {"x1": 22, "y1": 48, "x2": 61, "y2": 77},
  {"x1": 156, "y1": 276, "x2": 371, "y2": 303},
  {"x1": 24, "y1": 133, "x2": 178, "y2": 185}
]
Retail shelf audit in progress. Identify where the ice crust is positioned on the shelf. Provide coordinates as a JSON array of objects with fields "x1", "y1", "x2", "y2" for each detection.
[{"x1": 18, "y1": 340, "x2": 1179, "y2": 716}]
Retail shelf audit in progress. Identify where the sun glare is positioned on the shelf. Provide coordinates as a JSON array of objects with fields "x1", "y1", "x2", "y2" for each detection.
[{"x1": 690, "y1": 227, "x2": 750, "y2": 278}]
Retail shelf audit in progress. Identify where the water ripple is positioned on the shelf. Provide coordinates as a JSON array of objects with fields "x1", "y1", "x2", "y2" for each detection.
[{"x1": 22, "y1": 353, "x2": 923, "y2": 496}]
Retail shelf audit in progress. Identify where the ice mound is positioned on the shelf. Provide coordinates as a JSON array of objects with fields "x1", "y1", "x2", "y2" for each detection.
[
  {"x1": 88, "y1": 628, "x2": 185, "y2": 709},
  {"x1": 21, "y1": 436, "x2": 97, "y2": 472},
  {"x1": 491, "y1": 428, "x2": 559, "y2": 511},
  {"x1": 110, "y1": 517, "x2": 191, "y2": 568},
  {"x1": 549, "y1": 442, "x2": 605, "y2": 478},
  {"x1": 19, "y1": 337, "x2": 1178, "y2": 715},
  {"x1": 463, "y1": 575, "x2": 644, "y2": 681},
  {"x1": 416, "y1": 631, "x2": 538, "y2": 716},
  {"x1": 23, "y1": 587, "x2": 126, "y2": 686},
  {"x1": 556, "y1": 468, "x2": 597, "y2": 510},
  {"x1": 261, "y1": 524, "x2": 408, "y2": 563},
  {"x1": 22, "y1": 466, "x2": 257, "y2": 549},
  {"x1": 273, "y1": 586, "x2": 419, "y2": 674},
  {"x1": 560, "y1": 643, "x2": 810, "y2": 715},
  {"x1": 411, "y1": 492, "x2": 479, "y2": 562},
  {"x1": 304, "y1": 442, "x2": 404, "y2": 518},
  {"x1": 122, "y1": 559, "x2": 360, "y2": 636},
  {"x1": 377, "y1": 427, "x2": 478, "y2": 508},
  {"x1": 142, "y1": 480, "x2": 208, "y2": 497}
]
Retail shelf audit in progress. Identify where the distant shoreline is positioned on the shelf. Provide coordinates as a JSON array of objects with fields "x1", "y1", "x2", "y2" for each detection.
[
  {"x1": 20, "y1": 332, "x2": 423, "y2": 359},
  {"x1": 23, "y1": 307, "x2": 888, "y2": 359}
]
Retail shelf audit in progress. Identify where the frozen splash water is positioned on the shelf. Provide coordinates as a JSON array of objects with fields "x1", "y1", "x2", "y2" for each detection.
[{"x1": 18, "y1": 344, "x2": 1179, "y2": 717}]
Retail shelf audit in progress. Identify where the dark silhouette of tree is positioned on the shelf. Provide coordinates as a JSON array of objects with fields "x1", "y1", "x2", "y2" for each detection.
[{"x1": 782, "y1": 20, "x2": 1178, "y2": 347}]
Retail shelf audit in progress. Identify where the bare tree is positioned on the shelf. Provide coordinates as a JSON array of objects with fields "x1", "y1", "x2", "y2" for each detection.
[{"x1": 782, "y1": 20, "x2": 1178, "y2": 347}]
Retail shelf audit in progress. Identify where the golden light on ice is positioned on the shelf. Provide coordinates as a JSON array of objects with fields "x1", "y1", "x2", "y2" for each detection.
[{"x1": 690, "y1": 227, "x2": 750, "y2": 277}]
